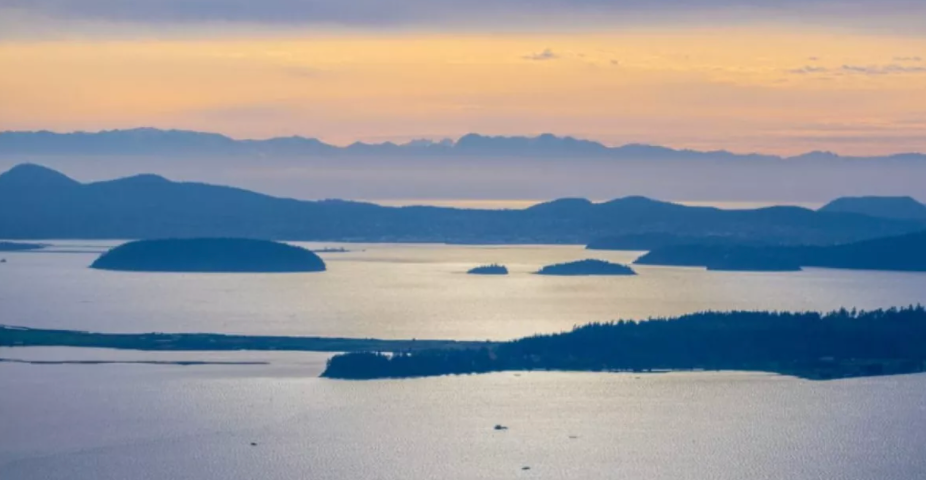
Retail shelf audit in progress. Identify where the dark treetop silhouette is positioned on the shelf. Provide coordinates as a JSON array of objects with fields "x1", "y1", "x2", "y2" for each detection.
[
  {"x1": 2, "y1": 164, "x2": 923, "y2": 246},
  {"x1": 467, "y1": 264, "x2": 509, "y2": 275},
  {"x1": 6, "y1": 307, "x2": 925, "y2": 381},
  {"x1": 321, "y1": 307, "x2": 926, "y2": 380},
  {"x1": 536, "y1": 259, "x2": 637, "y2": 276},
  {"x1": 90, "y1": 238, "x2": 326, "y2": 273}
]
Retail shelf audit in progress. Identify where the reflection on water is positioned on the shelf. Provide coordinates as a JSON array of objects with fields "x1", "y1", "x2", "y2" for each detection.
[
  {"x1": 4, "y1": 241, "x2": 926, "y2": 480},
  {"x1": 1, "y1": 358, "x2": 925, "y2": 480},
  {"x1": 2, "y1": 241, "x2": 926, "y2": 340},
  {"x1": 365, "y1": 199, "x2": 826, "y2": 210}
]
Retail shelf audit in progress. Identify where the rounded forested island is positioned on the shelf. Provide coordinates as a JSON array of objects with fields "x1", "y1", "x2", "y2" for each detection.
[
  {"x1": 90, "y1": 238, "x2": 327, "y2": 273},
  {"x1": 467, "y1": 264, "x2": 509, "y2": 275},
  {"x1": 536, "y1": 259, "x2": 636, "y2": 276}
]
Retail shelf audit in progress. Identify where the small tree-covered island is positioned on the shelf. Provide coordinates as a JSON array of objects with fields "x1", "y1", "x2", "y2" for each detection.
[
  {"x1": 467, "y1": 264, "x2": 509, "y2": 275},
  {"x1": 90, "y1": 238, "x2": 326, "y2": 273},
  {"x1": 537, "y1": 259, "x2": 636, "y2": 276},
  {"x1": 322, "y1": 307, "x2": 926, "y2": 380}
]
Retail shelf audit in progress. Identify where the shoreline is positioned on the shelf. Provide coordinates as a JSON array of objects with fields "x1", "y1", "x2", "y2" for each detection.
[
  {"x1": 0, "y1": 325, "x2": 494, "y2": 353},
  {"x1": 7, "y1": 306, "x2": 926, "y2": 382}
]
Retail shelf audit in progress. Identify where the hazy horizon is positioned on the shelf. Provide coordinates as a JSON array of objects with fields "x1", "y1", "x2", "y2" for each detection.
[
  {"x1": 6, "y1": 148, "x2": 926, "y2": 204},
  {"x1": 2, "y1": 155, "x2": 923, "y2": 206},
  {"x1": 3, "y1": 1, "x2": 926, "y2": 156},
  {"x1": 5, "y1": 127, "x2": 926, "y2": 157}
]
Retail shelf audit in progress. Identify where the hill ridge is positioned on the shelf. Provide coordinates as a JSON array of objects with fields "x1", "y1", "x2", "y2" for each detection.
[{"x1": 1, "y1": 163, "x2": 923, "y2": 245}]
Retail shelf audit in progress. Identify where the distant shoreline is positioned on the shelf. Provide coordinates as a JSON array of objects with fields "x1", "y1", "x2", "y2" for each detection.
[
  {"x1": 0, "y1": 358, "x2": 269, "y2": 366},
  {"x1": 0, "y1": 325, "x2": 492, "y2": 354}
]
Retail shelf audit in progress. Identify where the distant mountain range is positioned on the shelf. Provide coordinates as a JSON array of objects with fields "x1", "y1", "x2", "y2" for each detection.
[
  {"x1": 1, "y1": 163, "x2": 923, "y2": 244},
  {"x1": 1, "y1": 128, "x2": 924, "y2": 162}
]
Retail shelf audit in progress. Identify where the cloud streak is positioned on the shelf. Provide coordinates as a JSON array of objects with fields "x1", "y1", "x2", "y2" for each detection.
[
  {"x1": 523, "y1": 48, "x2": 559, "y2": 61},
  {"x1": 787, "y1": 63, "x2": 926, "y2": 76},
  {"x1": 788, "y1": 65, "x2": 830, "y2": 74},
  {"x1": 841, "y1": 64, "x2": 926, "y2": 75}
]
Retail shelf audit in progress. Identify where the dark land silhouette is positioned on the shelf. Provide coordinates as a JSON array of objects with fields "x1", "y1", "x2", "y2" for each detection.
[
  {"x1": 0, "y1": 358, "x2": 270, "y2": 367},
  {"x1": 537, "y1": 259, "x2": 636, "y2": 276},
  {"x1": 0, "y1": 325, "x2": 486, "y2": 352},
  {"x1": 90, "y1": 238, "x2": 326, "y2": 273},
  {"x1": 705, "y1": 254, "x2": 803, "y2": 272},
  {"x1": 635, "y1": 230, "x2": 926, "y2": 272},
  {"x1": 586, "y1": 233, "x2": 757, "y2": 251},
  {"x1": 321, "y1": 307, "x2": 926, "y2": 380},
  {"x1": 818, "y1": 196, "x2": 926, "y2": 221},
  {"x1": 467, "y1": 264, "x2": 509, "y2": 275},
  {"x1": 0, "y1": 241, "x2": 45, "y2": 252},
  {"x1": 8, "y1": 307, "x2": 925, "y2": 381},
  {"x1": 2, "y1": 164, "x2": 923, "y2": 246}
]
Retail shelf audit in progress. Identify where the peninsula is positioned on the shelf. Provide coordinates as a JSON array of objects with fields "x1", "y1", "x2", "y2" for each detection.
[
  {"x1": 635, "y1": 230, "x2": 926, "y2": 272},
  {"x1": 90, "y1": 238, "x2": 326, "y2": 273},
  {"x1": 5, "y1": 307, "x2": 926, "y2": 381},
  {"x1": 0, "y1": 325, "x2": 487, "y2": 353},
  {"x1": 586, "y1": 233, "x2": 747, "y2": 251},
  {"x1": 322, "y1": 307, "x2": 926, "y2": 381},
  {"x1": 706, "y1": 256, "x2": 802, "y2": 272}
]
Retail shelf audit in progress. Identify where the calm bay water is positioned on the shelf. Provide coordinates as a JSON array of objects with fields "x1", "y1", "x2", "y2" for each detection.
[
  {"x1": 3, "y1": 242, "x2": 926, "y2": 479},
  {"x1": 2, "y1": 349, "x2": 925, "y2": 480},
  {"x1": 2, "y1": 241, "x2": 926, "y2": 340}
]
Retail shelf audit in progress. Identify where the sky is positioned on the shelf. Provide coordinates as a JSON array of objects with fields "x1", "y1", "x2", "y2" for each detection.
[{"x1": 1, "y1": 1, "x2": 926, "y2": 155}]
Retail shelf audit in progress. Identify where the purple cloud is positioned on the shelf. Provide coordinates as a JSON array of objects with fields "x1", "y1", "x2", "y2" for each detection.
[
  {"x1": 788, "y1": 65, "x2": 830, "y2": 74},
  {"x1": 842, "y1": 64, "x2": 926, "y2": 75},
  {"x1": 523, "y1": 48, "x2": 559, "y2": 61}
]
